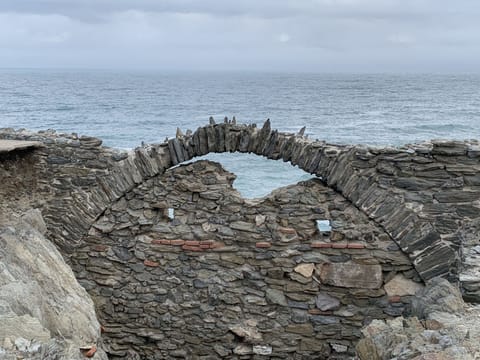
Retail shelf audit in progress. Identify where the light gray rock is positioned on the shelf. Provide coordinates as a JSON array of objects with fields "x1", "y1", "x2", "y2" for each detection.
[
  {"x1": 318, "y1": 262, "x2": 383, "y2": 289},
  {"x1": 253, "y1": 345, "x2": 272, "y2": 355},
  {"x1": 357, "y1": 277, "x2": 480, "y2": 360},
  {"x1": 0, "y1": 214, "x2": 106, "y2": 359},
  {"x1": 384, "y1": 274, "x2": 424, "y2": 297},
  {"x1": 315, "y1": 292, "x2": 340, "y2": 311},
  {"x1": 266, "y1": 288, "x2": 288, "y2": 306}
]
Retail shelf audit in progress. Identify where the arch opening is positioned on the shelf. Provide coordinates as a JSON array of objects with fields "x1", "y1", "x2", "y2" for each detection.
[{"x1": 187, "y1": 152, "x2": 315, "y2": 199}]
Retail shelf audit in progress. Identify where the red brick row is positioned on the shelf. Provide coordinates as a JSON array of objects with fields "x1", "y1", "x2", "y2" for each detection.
[
  {"x1": 277, "y1": 226, "x2": 297, "y2": 235},
  {"x1": 310, "y1": 242, "x2": 366, "y2": 249},
  {"x1": 150, "y1": 239, "x2": 224, "y2": 251},
  {"x1": 255, "y1": 242, "x2": 272, "y2": 248},
  {"x1": 144, "y1": 259, "x2": 159, "y2": 267}
]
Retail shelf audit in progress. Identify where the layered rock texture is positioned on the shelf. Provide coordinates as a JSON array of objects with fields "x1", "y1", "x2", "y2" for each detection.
[
  {"x1": 0, "y1": 211, "x2": 106, "y2": 359},
  {"x1": 0, "y1": 120, "x2": 479, "y2": 359},
  {"x1": 357, "y1": 278, "x2": 480, "y2": 360}
]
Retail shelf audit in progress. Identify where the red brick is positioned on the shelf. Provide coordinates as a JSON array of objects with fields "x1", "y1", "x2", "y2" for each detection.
[
  {"x1": 144, "y1": 259, "x2": 159, "y2": 267},
  {"x1": 170, "y1": 239, "x2": 185, "y2": 246},
  {"x1": 199, "y1": 244, "x2": 211, "y2": 249},
  {"x1": 83, "y1": 346, "x2": 97, "y2": 358},
  {"x1": 151, "y1": 239, "x2": 171, "y2": 245},
  {"x1": 347, "y1": 243, "x2": 366, "y2": 249},
  {"x1": 256, "y1": 242, "x2": 272, "y2": 248},
  {"x1": 331, "y1": 243, "x2": 348, "y2": 249},
  {"x1": 185, "y1": 240, "x2": 200, "y2": 246},
  {"x1": 182, "y1": 245, "x2": 204, "y2": 252},
  {"x1": 278, "y1": 226, "x2": 297, "y2": 234},
  {"x1": 311, "y1": 242, "x2": 332, "y2": 248},
  {"x1": 93, "y1": 245, "x2": 109, "y2": 252},
  {"x1": 389, "y1": 295, "x2": 402, "y2": 303},
  {"x1": 308, "y1": 309, "x2": 332, "y2": 315}
]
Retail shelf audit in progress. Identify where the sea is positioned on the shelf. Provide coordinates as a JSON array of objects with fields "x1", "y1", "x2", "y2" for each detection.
[{"x1": 1, "y1": 69, "x2": 479, "y2": 198}]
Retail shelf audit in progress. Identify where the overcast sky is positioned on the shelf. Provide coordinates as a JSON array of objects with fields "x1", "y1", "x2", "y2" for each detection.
[{"x1": 1, "y1": 0, "x2": 479, "y2": 72}]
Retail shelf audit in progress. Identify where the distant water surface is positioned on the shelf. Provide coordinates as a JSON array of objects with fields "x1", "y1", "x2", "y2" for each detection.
[{"x1": 1, "y1": 70, "x2": 479, "y2": 197}]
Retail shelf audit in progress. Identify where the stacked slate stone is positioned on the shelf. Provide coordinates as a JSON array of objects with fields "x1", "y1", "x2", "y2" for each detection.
[
  {"x1": 1, "y1": 121, "x2": 480, "y2": 359},
  {"x1": 73, "y1": 160, "x2": 420, "y2": 359}
]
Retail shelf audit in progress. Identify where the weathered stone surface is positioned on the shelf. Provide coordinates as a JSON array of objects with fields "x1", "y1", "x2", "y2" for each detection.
[
  {"x1": 229, "y1": 320, "x2": 263, "y2": 343},
  {"x1": 357, "y1": 278, "x2": 480, "y2": 360},
  {"x1": 299, "y1": 338, "x2": 331, "y2": 354},
  {"x1": 2, "y1": 123, "x2": 480, "y2": 359},
  {"x1": 434, "y1": 190, "x2": 479, "y2": 203},
  {"x1": 286, "y1": 323, "x2": 314, "y2": 335},
  {"x1": 319, "y1": 262, "x2": 383, "y2": 289},
  {"x1": 0, "y1": 215, "x2": 106, "y2": 359},
  {"x1": 384, "y1": 274, "x2": 424, "y2": 297},
  {"x1": 294, "y1": 263, "x2": 315, "y2": 277},
  {"x1": 0, "y1": 140, "x2": 42, "y2": 153},
  {"x1": 315, "y1": 292, "x2": 340, "y2": 311},
  {"x1": 266, "y1": 288, "x2": 288, "y2": 306},
  {"x1": 411, "y1": 277, "x2": 465, "y2": 318},
  {"x1": 233, "y1": 344, "x2": 252, "y2": 355}
]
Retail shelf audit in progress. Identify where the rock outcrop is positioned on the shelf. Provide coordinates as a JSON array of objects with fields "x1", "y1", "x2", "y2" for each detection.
[
  {"x1": 0, "y1": 210, "x2": 106, "y2": 360},
  {"x1": 356, "y1": 278, "x2": 480, "y2": 360}
]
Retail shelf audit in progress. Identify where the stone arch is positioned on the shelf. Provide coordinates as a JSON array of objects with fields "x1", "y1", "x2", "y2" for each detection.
[
  {"x1": 7, "y1": 121, "x2": 476, "y2": 290},
  {"x1": 77, "y1": 158, "x2": 418, "y2": 358},
  {"x1": 3, "y1": 121, "x2": 480, "y2": 357},
  {"x1": 56, "y1": 120, "x2": 470, "y2": 285}
]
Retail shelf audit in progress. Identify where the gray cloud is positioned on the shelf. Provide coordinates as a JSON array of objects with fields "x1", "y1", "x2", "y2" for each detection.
[{"x1": 0, "y1": 0, "x2": 479, "y2": 72}]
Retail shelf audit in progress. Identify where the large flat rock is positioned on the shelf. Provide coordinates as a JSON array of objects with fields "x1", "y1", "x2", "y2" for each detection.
[
  {"x1": 0, "y1": 140, "x2": 42, "y2": 154},
  {"x1": 318, "y1": 262, "x2": 383, "y2": 289}
]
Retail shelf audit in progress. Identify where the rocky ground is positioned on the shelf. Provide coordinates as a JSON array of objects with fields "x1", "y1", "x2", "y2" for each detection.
[
  {"x1": 0, "y1": 210, "x2": 106, "y2": 360},
  {"x1": 356, "y1": 277, "x2": 480, "y2": 360}
]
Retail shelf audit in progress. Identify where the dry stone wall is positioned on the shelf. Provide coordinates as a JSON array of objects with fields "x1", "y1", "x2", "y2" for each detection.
[
  {"x1": 72, "y1": 160, "x2": 418, "y2": 358},
  {"x1": 1, "y1": 120, "x2": 480, "y2": 358}
]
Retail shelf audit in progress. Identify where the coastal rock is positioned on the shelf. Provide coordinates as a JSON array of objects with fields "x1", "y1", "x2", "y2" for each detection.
[
  {"x1": 357, "y1": 277, "x2": 480, "y2": 360},
  {"x1": 0, "y1": 214, "x2": 106, "y2": 359},
  {"x1": 253, "y1": 345, "x2": 273, "y2": 355},
  {"x1": 411, "y1": 277, "x2": 465, "y2": 318}
]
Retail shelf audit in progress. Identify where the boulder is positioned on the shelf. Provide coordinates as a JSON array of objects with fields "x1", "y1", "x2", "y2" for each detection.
[
  {"x1": 357, "y1": 277, "x2": 480, "y2": 360},
  {"x1": 0, "y1": 213, "x2": 106, "y2": 359}
]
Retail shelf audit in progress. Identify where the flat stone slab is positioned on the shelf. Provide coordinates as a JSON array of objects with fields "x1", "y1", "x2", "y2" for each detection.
[
  {"x1": 318, "y1": 262, "x2": 383, "y2": 289},
  {"x1": 0, "y1": 140, "x2": 43, "y2": 154}
]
